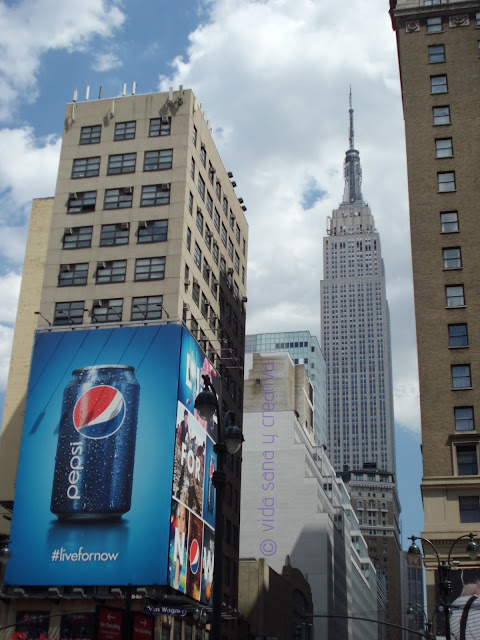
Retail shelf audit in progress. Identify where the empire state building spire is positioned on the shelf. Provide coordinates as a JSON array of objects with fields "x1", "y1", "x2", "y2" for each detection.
[{"x1": 342, "y1": 88, "x2": 364, "y2": 205}]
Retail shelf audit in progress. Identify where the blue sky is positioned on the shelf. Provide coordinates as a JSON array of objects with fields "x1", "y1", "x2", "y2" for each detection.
[{"x1": 0, "y1": 0, "x2": 423, "y2": 546}]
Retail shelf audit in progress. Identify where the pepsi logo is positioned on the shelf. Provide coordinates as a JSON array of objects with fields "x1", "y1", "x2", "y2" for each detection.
[
  {"x1": 73, "y1": 385, "x2": 126, "y2": 439},
  {"x1": 189, "y1": 538, "x2": 200, "y2": 575}
]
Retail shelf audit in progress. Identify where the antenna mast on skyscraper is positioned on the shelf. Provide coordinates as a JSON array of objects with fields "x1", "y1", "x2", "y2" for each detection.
[{"x1": 349, "y1": 86, "x2": 354, "y2": 151}]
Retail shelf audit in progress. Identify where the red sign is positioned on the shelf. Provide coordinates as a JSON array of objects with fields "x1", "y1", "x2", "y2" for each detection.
[
  {"x1": 97, "y1": 608, "x2": 123, "y2": 640},
  {"x1": 132, "y1": 614, "x2": 154, "y2": 640}
]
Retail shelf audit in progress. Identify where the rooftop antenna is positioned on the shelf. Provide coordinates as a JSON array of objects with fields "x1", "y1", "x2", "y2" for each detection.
[
  {"x1": 72, "y1": 88, "x2": 78, "y2": 103},
  {"x1": 122, "y1": 83, "x2": 126, "y2": 97},
  {"x1": 85, "y1": 85, "x2": 90, "y2": 101},
  {"x1": 98, "y1": 86, "x2": 102, "y2": 99},
  {"x1": 168, "y1": 87, "x2": 174, "y2": 103},
  {"x1": 349, "y1": 86, "x2": 354, "y2": 151},
  {"x1": 132, "y1": 81, "x2": 136, "y2": 95}
]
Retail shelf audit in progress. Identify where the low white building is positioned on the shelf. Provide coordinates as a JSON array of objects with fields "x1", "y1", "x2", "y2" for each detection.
[{"x1": 240, "y1": 352, "x2": 378, "y2": 640}]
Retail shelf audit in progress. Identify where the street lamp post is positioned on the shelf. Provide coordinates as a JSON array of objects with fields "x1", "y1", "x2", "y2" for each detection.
[
  {"x1": 407, "y1": 532, "x2": 479, "y2": 640},
  {"x1": 194, "y1": 374, "x2": 244, "y2": 640},
  {"x1": 406, "y1": 601, "x2": 434, "y2": 640}
]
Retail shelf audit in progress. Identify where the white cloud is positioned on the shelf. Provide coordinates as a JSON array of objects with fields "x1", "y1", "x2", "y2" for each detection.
[
  {"x1": 158, "y1": 0, "x2": 419, "y2": 432},
  {"x1": 0, "y1": 324, "x2": 14, "y2": 390},
  {"x1": 0, "y1": 273, "x2": 22, "y2": 324},
  {"x1": 0, "y1": 0, "x2": 126, "y2": 120},
  {"x1": 92, "y1": 52, "x2": 123, "y2": 72}
]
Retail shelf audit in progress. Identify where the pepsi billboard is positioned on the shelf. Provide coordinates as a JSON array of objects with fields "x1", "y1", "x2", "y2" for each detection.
[{"x1": 5, "y1": 324, "x2": 217, "y2": 601}]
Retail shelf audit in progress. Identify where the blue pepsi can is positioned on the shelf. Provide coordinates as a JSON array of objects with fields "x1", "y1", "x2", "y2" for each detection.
[{"x1": 50, "y1": 365, "x2": 140, "y2": 520}]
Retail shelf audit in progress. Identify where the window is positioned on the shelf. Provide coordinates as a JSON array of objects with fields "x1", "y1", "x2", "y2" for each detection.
[
  {"x1": 138, "y1": 219, "x2": 168, "y2": 243},
  {"x1": 446, "y1": 284, "x2": 465, "y2": 307},
  {"x1": 135, "y1": 257, "x2": 165, "y2": 281},
  {"x1": 131, "y1": 295, "x2": 163, "y2": 320},
  {"x1": 201, "y1": 293, "x2": 209, "y2": 318},
  {"x1": 63, "y1": 226, "x2": 92, "y2": 249},
  {"x1": 194, "y1": 242, "x2": 202, "y2": 268},
  {"x1": 149, "y1": 117, "x2": 171, "y2": 137},
  {"x1": 212, "y1": 242, "x2": 219, "y2": 264},
  {"x1": 186, "y1": 227, "x2": 191, "y2": 251},
  {"x1": 72, "y1": 157, "x2": 100, "y2": 178},
  {"x1": 455, "y1": 407, "x2": 475, "y2": 431},
  {"x1": 234, "y1": 252, "x2": 240, "y2": 273},
  {"x1": 429, "y1": 44, "x2": 445, "y2": 63},
  {"x1": 433, "y1": 106, "x2": 450, "y2": 125},
  {"x1": 100, "y1": 223, "x2": 129, "y2": 247},
  {"x1": 477, "y1": 12, "x2": 480, "y2": 27},
  {"x1": 96, "y1": 259, "x2": 127, "y2": 284},
  {"x1": 67, "y1": 191, "x2": 96, "y2": 213},
  {"x1": 200, "y1": 145, "x2": 206, "y2": 167},
  {"x1": 188, "y1": 191, "x2": 193, "y2": 215},
  {"x1": 214, "y1": 209, "x2": 220, "y2": 231},
  {"x1": 104, "y1": 187, "x2": 133, "y2": 209},
  {"x1": 441, "y1": 211, "x2": 458, "y2": 232},
  {"x1": 54, "y1": 301, "x2": 84, "y2": 325},
  {"x1": 456, "y1": 445, "x2": 478, "y2": 475},
  {"x1": 91, "y1": 299, "x2": 123, "y2": 323},
  {"x1": 192, "y1": 281, "x2": 200, "y2": 305},
  {"x1": 443, "y1": 247, "x2": 461, "y2": 269},
  {"x1": 192, "y1": 126, "x2": 197, "y2": 147},
  {"x1": 435, "y1": 138, "x2": 453, "y2": 158},
  {"x1": 221, "y1": 224, "x2": 227, "y2": 246},
  {"x1": 80, "y1": 125, "x2": 101, "y2": 145},
  {"x1": 426, "y1": 16, "x2": 442, "y2": 32},
  {"x1": 198, "y1": 174, "x2": 205, "y2": 200},
  {"x1": 204, "y1": 225, "x2": 212, "y2": 250},
  {"x1": 107, "y1": 153, "x2": 136, "y2": 175},
  {"x1": 235, "y1": 224, "x2": 240, "y2": 243},
  {"x1": 206, "y1": 192, "x2": 213, "y2": 216},
  {"x1": 424, "y1": 0, "x2": 441, "y2": 5},
  {"x1": 431, "y1": 75, "x2": 448, "y2": 93},
  {"x1": 143, "y1": 149, "x2": 173, "y2": 171},
  {"x1": 438, "y1": 171, "x2": 455, "y2": 192},
  {"x1": 196, "y1": 210, "x2": 204, "y2": 233},
  {"x1": 114, "y1": 121, "x2": 136, "y2": 141},
  {"x1": 449, "y1": 324, "x2": 468, "y2": 347},
  {"x1": 227, "y1": 237, "x2": 234, "y2": 259},
  {"x1": 140, "y1": 184, "x2": 170, "y2": 206},
  {"x1": 223, "y1": 196, "x2": 228, "y2": 215},
  {"x1": 459, "y1": 496, "x2": 480, "y2": 523},
  {"x1": 191, "y1": 157, "x2": 195, "y2": 179},
  {"x1": 216, "y1": 181, "x2": 221, "y2": 200},
  {"x1": 203, "y1": 259, "x2": 210, "y2": 284},
  {"x1": 451, "y1": 364, "x2": 471, "y2": 389},
  {"x1": 58, "y1": 263, "x2": 88, "y2": 286},
  {"x1": 208, "y1": 162, "x2": 215, "y2": 184}
]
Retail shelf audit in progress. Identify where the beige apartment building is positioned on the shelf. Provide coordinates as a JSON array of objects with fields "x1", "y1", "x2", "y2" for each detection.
[
  {"x1": 0, "y1": 87, "x2": 248, "y2": 637},
  {"x1": 390, "y1": 0, "x2": 480, "y2": 609}
]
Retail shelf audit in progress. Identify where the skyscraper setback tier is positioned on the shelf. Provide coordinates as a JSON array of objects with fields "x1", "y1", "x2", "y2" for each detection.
[{"x1": 320, "y1": 96, "x2": 401, "y2": 639}]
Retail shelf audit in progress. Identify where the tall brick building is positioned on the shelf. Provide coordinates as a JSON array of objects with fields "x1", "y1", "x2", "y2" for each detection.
[{"x1": 390, "y1": 0, "x2": 480, "y2": 613}]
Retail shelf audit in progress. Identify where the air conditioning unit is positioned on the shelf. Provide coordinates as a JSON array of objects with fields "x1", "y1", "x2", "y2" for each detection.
[
  {"x1": 139, "y1": 221, "x2": 148, "y2": 228},
  {"x1": 123, "y1": 187, "x2": 133, "y2": 194},
  {"x1": 241, "y1": 296, "x2": 248, "y2": 303},
  {"x1": 241, "y1": 205, "x2": 247, "y2": 212},
  {"x1": 183, "y1": 303, "x2": 190, "y2": 310},
  {"x1": 212, "y1": 278, "x2": 219, "y2": 285},
  {"x1": 228, "y1": 268, "x2": 234, "y2": 275},
  {"x1": 69, "y1": 192, "x2": 78, "y2": 200},
  {"x1": 184, "y1": 279, "x2": 190, "y2": 287},
  {"x1": 120, "y1": 222, "x2": 130, "y2": 230},
  {"x1": 201, "y1": 143, "x2": 206, "y2": 150},
  {"x1": 238, "y1": 198, "x2": 244, "y2": 204},
  {"x1": 97, "y1": 261, "x2": 107, "y2": 269},
  {"x1": 230, "y1": 213, "x2": 236, "y2": 220},
  {"x1": 231, "y1": 181, "x2": 237, "y2": 188},
  {"x1": 65, "y1": 228, "x2": 73, "y2": 235},
  {"x1": 205, "y1": 265, "x2": 211, "y2": 272},
  {"x1": 160, "y1": 183, "x2": 170, "y2": 190},
  {"x1": 227, "y1": 172, "x2": 233, "y2": 178},
  {"x1": 210, "y1": 166, "x2": 216, "y2": 174},
  {"x1": 93, "y1": 299, "x2": 103, "y2": 307},
  {"x1": 206, "y1": 230, "x2": 213, "y2": 238},
  {"x1": 60, "y1": 264, "x2": 71, "y2": 272},
  {"x1": 161, "y1": 116, "x2": 170, "y2": 124},
  {"x1": 197, "y1": 206, "x2": 203, "y2": 215},
  {"x1": 193, "y1": 277, "x2": 198, "y2": 285}
]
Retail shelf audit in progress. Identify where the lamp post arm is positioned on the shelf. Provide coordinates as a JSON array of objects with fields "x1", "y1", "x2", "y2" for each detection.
[
  {"x1": 411, "y1": 536, "x2": 441, "y2": 567},
  {"x1": 447, "y1": 532, "x2": 475, "y2": 564}
]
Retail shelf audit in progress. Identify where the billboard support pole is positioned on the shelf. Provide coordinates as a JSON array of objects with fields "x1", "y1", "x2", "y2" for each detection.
[{"x1": 195, "y1": 375, "x2": 244, "y2": 640}]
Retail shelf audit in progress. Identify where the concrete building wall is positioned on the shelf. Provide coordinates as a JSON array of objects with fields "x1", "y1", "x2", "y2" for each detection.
[
  {"x1": 391, "y1": 0, "x2": 480, "y2": 608},
  {"x1": 241, "y1": 353, "x2": 377, "y2": 640}
]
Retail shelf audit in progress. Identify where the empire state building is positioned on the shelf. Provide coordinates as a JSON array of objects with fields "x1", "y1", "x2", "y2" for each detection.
[{"x1": 320, "y1": 96, "x2": 402, "y2": 637}]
